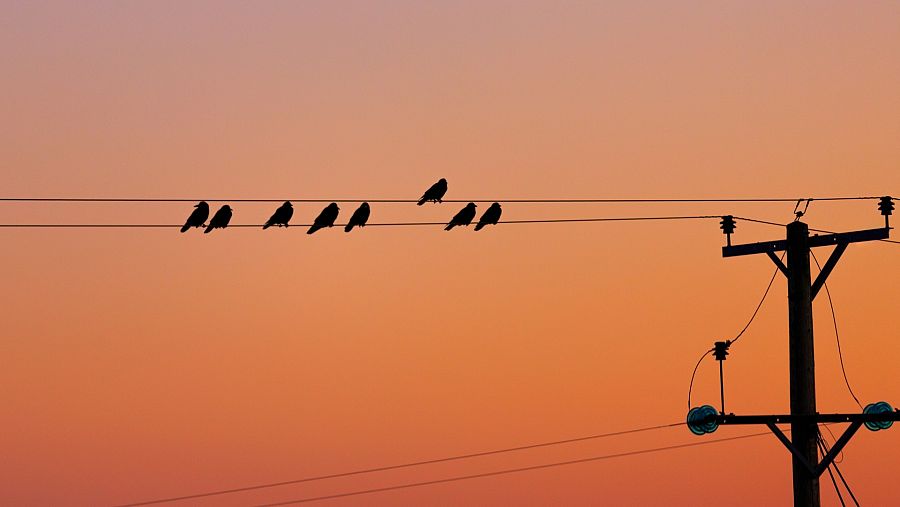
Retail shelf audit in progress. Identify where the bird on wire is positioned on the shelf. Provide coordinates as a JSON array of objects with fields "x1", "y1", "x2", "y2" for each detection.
[
  {"x1": 445, "y1": 202, "x2": 477, "y2": 231},
  {"x1": 417, "y1": 178, "x2": 448, "y2": 205},
  {"x1": 308, "y1": 202, "x2": 340, "y2": 234},
  {"x1": 474, "y1": 202, "x2": 502, "y2": 231},
  {"x1": 180, "y1": 201, "x2": 210, "y2": 233},
  {"x1": 263, "y1": 201, "x2": 293, "y2": 229},
  {"x1": 344, "y1": 202, "x2": 371, "y2": 232},
  {"x1": 204, "y1": 205, "x2": 233, "y2": 233}
]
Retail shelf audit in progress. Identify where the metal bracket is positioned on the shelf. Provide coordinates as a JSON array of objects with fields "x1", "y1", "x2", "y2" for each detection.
[
  {"x1": 765, "y1": 421, "x2": 862, "y2": 478},
  {"x1": 810, "y1": 242, "x2": 847, "y2": 300}
]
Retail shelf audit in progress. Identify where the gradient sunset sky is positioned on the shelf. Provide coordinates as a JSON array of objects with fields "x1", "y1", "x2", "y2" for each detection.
[{"x1": 2, "y1": 1, "x2": 899, "y2": 505}]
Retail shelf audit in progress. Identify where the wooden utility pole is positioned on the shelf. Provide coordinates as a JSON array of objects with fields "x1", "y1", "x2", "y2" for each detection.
[
  {"x1": 786, "y1": 221, "x2": 819, "y2": 507},
  {"x1": 687, "y1": 200, "x2": 900, "y2": 507}
]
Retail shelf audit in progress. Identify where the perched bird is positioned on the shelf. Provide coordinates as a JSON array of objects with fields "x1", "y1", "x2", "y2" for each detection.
[
  {"x1": 263, "y1": 201, "x2": 293, "y2": 229},
  {"x1": 445, "y1": 202, "x2": 477, "y2": 231},
  {"x1": 308, "y1": 202, "x2": 340, "y2": 234},
  {"x1": 180, "y1": 201, "x2": 210, "y2": 233},
  {"x1": 417, "y1": 178, "x2": 448, "y2": 205},
  {"x1": 204, "y1": 205, "x2": 233, "y2": 233},
  {"x1": 344, "y1": 202, "x2": 371, "y2": 232},
  {"x1": 474, "y1": 202, "x2": 502, "y2": 231}
]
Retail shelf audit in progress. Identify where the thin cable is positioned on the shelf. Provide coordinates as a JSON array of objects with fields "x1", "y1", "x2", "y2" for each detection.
[
  {"x1": 818, "y1": 434, "x2": 847, "y2": 507},
  {"x1": 0, "y1": 196, "x2": 884, "y2": 203},
  {"x1": 0, "y1": 215, "x2": 721, "y2": 229},
  {"x1": 730, "y1": 255, "x2": 783, "y2": 346},
  {"x1": 113, "y1": 421, "x2": 684, "y2": 507},
  {"x1": 811, "y1": 251, "x2": 863, "y2": 410},
  {"x1": 254, "y1": 431, "x2": 777, "y2": 506},
  {"x1": 819, "y1": 423, "x2": 844, "y2": 464},
  {"x1": 831, "y1": 453, "x2": 861, "y2": 506},
  {"x1": 687, "y1": 348, "x2": 714, "y2": 410}
]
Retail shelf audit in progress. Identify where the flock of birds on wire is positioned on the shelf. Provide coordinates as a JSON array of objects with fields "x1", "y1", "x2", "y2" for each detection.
[{"x1": 180, "y1": 178, "x2": 502, "y2": 234}]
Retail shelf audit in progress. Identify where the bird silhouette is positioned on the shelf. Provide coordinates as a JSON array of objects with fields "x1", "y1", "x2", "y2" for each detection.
[
  {"x1": 263, "y1": 201, "x2": 293, "y2": 229},
  {"x1": 181, "y1": 201, "x2": 210, "y2": 233},
  {"x1": 417, "y1": 178, "x2": 448, "y2": 205},
  {"x1": 474, "y1": 202, "x2": 502, "y2": 231},
  {"x1": 204, "y1": 205, "x2": 233, "y2": 233},
  {"x1": 344, "y1": 202, "x2": 371, "y2": 232},
  {"x1": 308, "y1": 202, "x2": 340, "y2": 234},
  {"x1": 445, "y1": 202, "x2": 477, "y2": 231}
]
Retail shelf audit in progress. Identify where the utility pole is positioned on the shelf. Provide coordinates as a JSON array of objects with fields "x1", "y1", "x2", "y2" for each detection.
[
  {"x1": 687, "y1": 198, "x2": 900, "y2": 507},
  {"x1": 786, "y1": 221, "x2": 818, "y2": 507}
]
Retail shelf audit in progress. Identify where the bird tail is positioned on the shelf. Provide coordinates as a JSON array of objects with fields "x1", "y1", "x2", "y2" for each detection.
[
  {"x1": 417, "y1": 198, "x2": 426, "y2": 206},
  {"x1": 262, "y1": 223, "x2": 271, "y2": 230},
  {"x1": 204, "y1": 225, "x2": 214, "y2": 234},
  {"x1": 344, "y1": 223, "x2": 354, "y2": 232},
  {"x1": 474, "y1": 222, "x2": 485, "y2": 231},
  {"x1": 444, "y1": 223, "x2": 455, "y2": 231},
  {"x1": 307, "y1": 225, "x2": 320, "y2": 235},
  {"x1": 180, "y1": 224, "x2": 190, "y2": 233}
]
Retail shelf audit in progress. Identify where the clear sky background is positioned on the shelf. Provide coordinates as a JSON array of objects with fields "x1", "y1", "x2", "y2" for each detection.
[{"x1": 1, "y1": 1, "x2": 898, "y2": 505}]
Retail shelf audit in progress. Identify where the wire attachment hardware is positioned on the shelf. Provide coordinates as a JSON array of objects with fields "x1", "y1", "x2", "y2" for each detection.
[
  {"x1": 878, "y1": 196, "x2": 894, "y2": 228},
  {"x1": 720, "y1": 215, "x2": 736, "y2": 246},
  {"x1": 713, "y1": 340, "x2": 731, "y2": 414}
]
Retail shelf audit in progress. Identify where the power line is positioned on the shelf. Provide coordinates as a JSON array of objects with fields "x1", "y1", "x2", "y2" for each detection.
[
  {"x1": 0, "y1": 196, "x2": 886, "y2": 203},
  {"x1": 0, "y1": 215, "x2": 723, "y2": 229},
  {"x1": 811, "y1": 251, "x2": 863, "y2": 410},
  {"x1": 253, "y1": 431, "x2": 777, "y2": 506},
  {"x1": 687, "y1": 254, "x2": 782, "y2": 409},
  {"x1": 687, "y1": 348, "x2": 714, "y2": 410},
  {"x1": 114, "y1": 421, "x2": 684, "y2": 507}
]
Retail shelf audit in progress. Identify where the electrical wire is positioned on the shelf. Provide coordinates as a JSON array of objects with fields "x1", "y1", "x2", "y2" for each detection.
[
  {"x1": 730, "y1": 256, "x2": 783, "y2": 346},
  {"x1": 0, "y1": 215, "x2": 723, "y2": 229},
  {"x1": 831, "y1": 457, "x2": 861, "y2": 506},
  {"x1": 252, "y1": 431, "x2": 777, "y2": 506},
  {"x1": 113, "y1": 421, "x2": 684, "y2": 507},
  {"x1": 0, "y1": 196, "x2": 886, "y2": 203},
  {"x1": 811, "y1": 251, "x2": 863, "y2": 410},
  {"x1": 818, "y1": 434, "x2": 847, "y2": 507},
  {"x1": 687, "y1": 348, "x2": 714, "y2": 410}
]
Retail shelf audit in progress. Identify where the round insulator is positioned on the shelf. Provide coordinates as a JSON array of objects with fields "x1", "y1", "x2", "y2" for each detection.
[
  {"x1": 863, "y1": 401, "x2": 894, "y2": 431},
  {"x1": 687, "y1": 405, "x2": 719, "y2": 435}
]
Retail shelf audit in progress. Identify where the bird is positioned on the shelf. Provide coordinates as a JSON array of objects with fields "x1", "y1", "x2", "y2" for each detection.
[
  {"x1": 204, "y1": 205, "x2": 233, "y2": 233},
  {"x1": 417, "y1": 178, "x2": 448, "y2": 205},
  {"x1": 474, "y1": 202, "x2": 502, "y2": 231},
  {"x1": 308, "y1": 202, "x2": 340, "y2": 234},
  {"x1": 445, "y1": 202, "x2": 477, "y2": 231},
  {"x1": 263, "y1": 201, "x2": 293, "y2": 229},
  {"x1": 180, "y1": 201, "x2": 210, "y2": 233},
  {"x1": 344, "y1": 202, "x2": 371, "y2": 232}
]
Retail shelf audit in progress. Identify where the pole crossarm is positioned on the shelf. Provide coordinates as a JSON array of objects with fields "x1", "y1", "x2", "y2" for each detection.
[
  {"x1": 701, "y1": 412, "x2": 900, "y2": 479},
  {"x1": 713, "y1": 411, "x2": 900, "y2": 425},
  {"x1": 722, "y1": 227, "x2": 889, "y2": 258}
]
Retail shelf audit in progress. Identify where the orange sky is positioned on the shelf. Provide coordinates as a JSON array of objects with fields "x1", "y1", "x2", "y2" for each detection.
[{"x1": 1, "y1": 1, "x2": 898, "y2": 505}]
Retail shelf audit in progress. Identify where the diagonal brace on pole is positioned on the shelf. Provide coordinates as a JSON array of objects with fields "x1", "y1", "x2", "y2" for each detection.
[
  {"x1": 810, "y1": 242, "x2": 847, "y2": 301},
  {"x1": 765, "y1": 422, "x2": 863, "y2": 478}
]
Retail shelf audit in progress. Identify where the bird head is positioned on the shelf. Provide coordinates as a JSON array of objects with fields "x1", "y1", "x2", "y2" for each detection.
[
  {"x1": 361, "y1": 202, "x2": 370, "y2": 209},
  {"x1": 439, "y1": 178, "x2": 447, "y2": 184},
  {"x1": 283, "y1": 201, "x2": 292, "y2": 207}
]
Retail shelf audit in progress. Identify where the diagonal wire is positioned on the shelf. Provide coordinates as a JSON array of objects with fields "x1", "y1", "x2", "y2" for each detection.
[
  {"x1": 811, "y1": 251, "x2": 863, "y2": 409},
  {"x1": 252, "y1": 431, "x2": 778, "y2": 506},
  {"x1": 113, "y1": 421, "x2": 684, "y2": 506},
  {"x1": 818, "y1": 432, "x2": 847, "y2": 507}
]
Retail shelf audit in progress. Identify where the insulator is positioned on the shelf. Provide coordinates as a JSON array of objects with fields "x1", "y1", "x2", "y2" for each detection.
[
  {"x1": 878, "y1": 196, "x2": 894, "y2": 216},
  {"x1": 687, "y1": 405, "x2": 719, "y2": 435},
  {"x1": 720, "y1": 215, "x2": 736, "y2": 235},
  {"x1": 863, "y1": 401, "x2": 895, "y2": 431}
]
